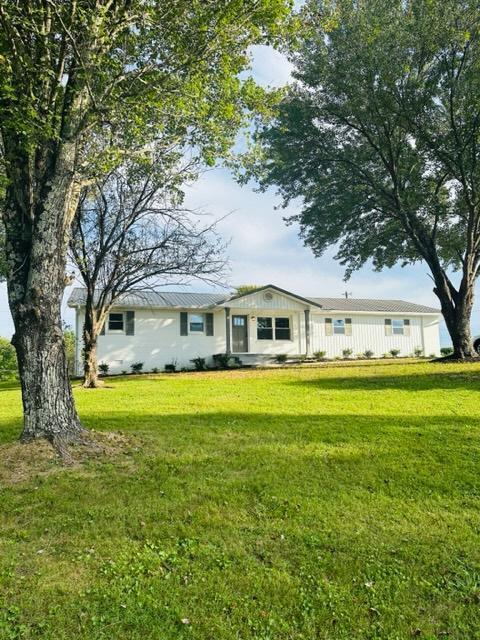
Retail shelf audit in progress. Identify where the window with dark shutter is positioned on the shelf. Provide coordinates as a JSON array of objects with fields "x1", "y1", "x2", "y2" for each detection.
[
  {"x1": 180, "y1": 312, "x2": 188, "y2": 336},
  {"x1": 126, "y1": 310, "x2": 135, "y2": 335}
]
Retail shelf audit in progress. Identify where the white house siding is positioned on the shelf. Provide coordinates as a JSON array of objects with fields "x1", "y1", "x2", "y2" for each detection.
[
  {"x1": 228, "y1": 291, "x2": 309, "y2": 311},
  {"x1": 74, "y1": 308, "x2": 226, "y2": 374},
  {"x1": 310, "y1": 313, "x2": 438, "y2": 358},
  {"x1": 422, "y1": 316, "x2": 441, "y2": 356}
]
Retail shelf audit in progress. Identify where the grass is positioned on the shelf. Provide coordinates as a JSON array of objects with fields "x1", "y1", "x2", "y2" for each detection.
[{"x1": 0, "y1": 361, "x2": 480, "y2": 639}]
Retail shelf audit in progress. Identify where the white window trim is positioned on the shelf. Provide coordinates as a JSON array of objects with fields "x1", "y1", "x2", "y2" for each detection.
[
  {"x1": 189, "y1": 312, "x2": 205, "y2": 334},
  {"x1": 107, "y1": 311, "x2": 125, "y2": 334},
  {"x1": 256, "y1": 315, "x2": 292, "y2": 342}
]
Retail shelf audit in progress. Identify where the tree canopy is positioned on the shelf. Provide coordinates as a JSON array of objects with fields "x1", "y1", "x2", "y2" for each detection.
[{"x1": 250, "y1": 0, "x2": 480, "y2": 357}]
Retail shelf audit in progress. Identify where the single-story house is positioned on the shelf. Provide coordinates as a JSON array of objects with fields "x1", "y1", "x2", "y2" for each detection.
[{"x1": 68, "y1": 284, "x2": 442, "y2": 374}]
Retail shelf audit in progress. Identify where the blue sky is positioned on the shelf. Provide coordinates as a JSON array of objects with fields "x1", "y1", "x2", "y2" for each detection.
[{"x1": 0, "y1": 44, "x2": 477, "y2": 345}]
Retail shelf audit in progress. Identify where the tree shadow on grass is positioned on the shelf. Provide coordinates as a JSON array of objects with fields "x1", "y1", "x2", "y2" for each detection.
[{"x1": 286, "y1": 368, "x2": 480, "y2": 391}]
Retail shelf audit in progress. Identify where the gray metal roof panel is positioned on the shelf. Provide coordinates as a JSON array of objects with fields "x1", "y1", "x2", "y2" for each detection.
[{"x1": 308, "y1": 297, "x2": 440, "y2": 314}]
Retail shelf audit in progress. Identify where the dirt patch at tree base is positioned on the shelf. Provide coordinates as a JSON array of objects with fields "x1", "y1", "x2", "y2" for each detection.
[{"x1": 0, "y1": 431, "x2": 139, "y2": 485}]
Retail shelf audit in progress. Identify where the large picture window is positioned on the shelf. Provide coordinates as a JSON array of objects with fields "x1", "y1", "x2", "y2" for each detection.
[
  {"x1": 108, "y1": 312, "x2": 124, "y2": 332},
  {"x1": 189, "y1": 313, "x2": 205, "y2": 333},
  {"x1": 257, "y1": 317, "x2": 273, "y2": 340},
  {"x1": 275, "y1": 317, "x2": 291, "y2": 340}
]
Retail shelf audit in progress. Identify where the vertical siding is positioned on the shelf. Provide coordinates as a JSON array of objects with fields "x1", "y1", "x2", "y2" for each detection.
[
  {"x1": 231, "y1": 290, "x2": 307, "y2": 311},
  {"x1": 311, "y1": 313, "x2": 433, "y2": 358},
  {"x1": 230, "y1": 308, "x2": 305, "y2": 355}
]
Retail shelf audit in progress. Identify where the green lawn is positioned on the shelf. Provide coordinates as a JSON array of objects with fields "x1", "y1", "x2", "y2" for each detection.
[{"x1": 1, "y1": 362, "x2": 480, "y2": 639}]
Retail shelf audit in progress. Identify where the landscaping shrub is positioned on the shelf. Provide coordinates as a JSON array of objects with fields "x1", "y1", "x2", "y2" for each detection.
[
  {"x1": 213, "y1": 353, "x2": 230, "y2": 369},
  {"x1": 342, "y1": 348, "x2": 353, "y2": 359},
  {"x1": 390, "y1": 348, "x2": 400, "y2": 358},
  {"x1": 151, "y1": 367, "x2": 159, "y2": 374},
  {"x1": 275, "y1": 354, "x2": 288, "y2": 364},
  {"x1": 0, "y1": 337, "x2": 17, "y2": 380},
  {"x1": 164, "y1": 361, "x2": 176, "y2": 373},
  {"x1": 441, "y1": 346, "x2": 454, "y2": 357},
  {"x1": 414, "y1": 347, "x2": 424, "y2": 358},
  {"x1": 98, "y1": 362, "x2": 109, "y2": 375},
  {"x1": 313, "y1": 350, "x2": 326, "y2": 361},
  {"x1": 130, "y1": 362, "x2": 144, "y2": 374},
  {"x1": 363, "y1": 349, "x2": 374, "y2": 359},
  {"x1": 191, "y1": 357, "x2": 207, "y2": 371}
]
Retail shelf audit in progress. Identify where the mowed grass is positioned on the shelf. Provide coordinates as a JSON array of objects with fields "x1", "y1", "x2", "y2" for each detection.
[{"x1": 1, "y1": 362, "x2": 480, "y2": 639}]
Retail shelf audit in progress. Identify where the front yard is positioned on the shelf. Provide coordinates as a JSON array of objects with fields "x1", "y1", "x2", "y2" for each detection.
[{"x1": 0, "y1": 362, "x2": 479, "y2": 639}]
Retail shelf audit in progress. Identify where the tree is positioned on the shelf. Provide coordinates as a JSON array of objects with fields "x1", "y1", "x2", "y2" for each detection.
[
  {"x1": 234, "y1": 284, "x2": 260, "y2": 296},
  {"x1": 70, "y1": 166, "x2": 226, "y2": 388},
  {"x1": 0, "y1": 337, "x2": 17, "y2": 381},
  {"x1": 252, "y1": 0, "x2": 480, "y2": 358},
  {"x1": 0, "y1": 0, "x2": 294, "y2": 453}
]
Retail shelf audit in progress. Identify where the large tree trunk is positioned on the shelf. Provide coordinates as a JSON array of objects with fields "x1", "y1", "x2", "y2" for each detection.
[
  {"x1": 432, "y1": 265, "x2": 477, "y2": 359},
  {"x1": 4, "y1": 142, "x2": 85, "y2": 452}
]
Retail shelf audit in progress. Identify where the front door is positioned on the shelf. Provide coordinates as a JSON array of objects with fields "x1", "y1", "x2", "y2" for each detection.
[{"x1": 232, "y1": 315, "x2": 248, "y2": 352}]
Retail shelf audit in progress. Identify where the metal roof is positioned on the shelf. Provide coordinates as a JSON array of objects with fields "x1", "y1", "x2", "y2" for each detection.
[
  {"x1": 67, "y1": 288, "x2": 226, "y2": 309},
  {"x1": 68, "y1": 287, "x2": 440, "y2": 314},
  {"x1": 309, "y1": 297, "x2": 440, "y2": 314}
]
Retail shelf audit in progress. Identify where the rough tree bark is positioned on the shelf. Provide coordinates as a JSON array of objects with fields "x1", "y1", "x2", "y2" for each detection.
[{"x1": 4, "y1": 142, "x2": 85, "y2": 453}]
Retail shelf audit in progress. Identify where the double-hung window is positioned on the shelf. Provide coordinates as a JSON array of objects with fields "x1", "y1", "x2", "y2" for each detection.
[
  {"x1": 108, "y1": 312, "x2": 124, "y2": 332},
  {"x1": 189, "y1": 313, "x2": 205, "y2": 333},
  {"x1": 275, "y1": 317, "x2": 291, "y2": 340},
  {"x1": 257, "y1": 317, "x2": 273, "y2": 340},
  {"x1": 385, "y1": 318, "x2": 410, "y2": 336}
]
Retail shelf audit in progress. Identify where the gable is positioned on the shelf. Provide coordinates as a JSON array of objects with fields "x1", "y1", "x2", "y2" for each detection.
[{"x1": 227, "y1": 288, "x2": 310, "y2": 311}]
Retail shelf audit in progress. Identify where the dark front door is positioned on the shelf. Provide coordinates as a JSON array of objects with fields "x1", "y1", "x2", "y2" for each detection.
[{"x1": 232, "y1": 315, "x2": 248, "y2": 352}]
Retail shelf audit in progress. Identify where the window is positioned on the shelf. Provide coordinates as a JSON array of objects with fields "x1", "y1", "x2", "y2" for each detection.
[
  {"x1": 275, "y1": 317, "x2": 291, "y2": 340},
  {"x1": 333, "y1": 318, "x2": 345, "y2": 335},
  {"x1": 189, "y1": 313, "x2": 205, "y2": 332},
  {"x1": 108, "y1": 312, "x2": 124, "y2": 332},
  {"x1": 392, "y1": 319, "x2": 405, "y2": 335},
  {"x1": 257, "y1": 317, "x2": 273, "y2": 340},
  {"x1": 233, "y1": 316, "x2": 245, "y2": 327}
]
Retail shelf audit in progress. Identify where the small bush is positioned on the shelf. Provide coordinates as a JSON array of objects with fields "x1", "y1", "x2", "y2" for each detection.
[
  {"x1": 363, "y1": 349, "x2": 374, "y2": 359},
  {"x1": 275, "y1": 354, "x2": 288, "y2": 364},
  {"x1": 130, "y1": 362, "x2": 144, "y2": 374},
  {"x1": 342, "y1": 348, "x2": 353, "y2": 359},
  {"x1": 440, "y1": 346, "x2": 453, "y2": 357},
  {"x1": 313, "y1": 350, "x2": 326, "y2": 361},
  {"x1": 99, "y1": 362, "x2": 109, "y2": 375},
  {"x1": 213, "y1": 353, "x2": 231, "y2": 369},
  {"x1": 121, "y1": 370, "x2": 127, "y2": 375},
  {"x1": 414, "y1": 347, "x2": 424, "y2": 358},
  {"x1": 389, "y1": 348, "x2": 400, "y2": 358},
  {"x1": 164, "y1": 363, "x2": 176, "y2": 373},
  {"x1": 191, "y1": 357, "x2": 207, "y2": 371},
  {"x1": 151, "y1": 367, "x2": 159, "y2": 374}
]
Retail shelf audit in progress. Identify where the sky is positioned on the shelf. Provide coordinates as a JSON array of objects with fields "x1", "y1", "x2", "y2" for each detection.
[{"x1": 0, "y1": 44, "x2": 477, "y2": 346}]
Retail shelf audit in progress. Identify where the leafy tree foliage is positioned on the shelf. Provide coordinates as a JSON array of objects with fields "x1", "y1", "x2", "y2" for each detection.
[
  {"x1": 0, "y1": 337, "x2": 17, "y2": 380},
  {"x1": 234, "y1": 285, "x2": 261, "y2": 296},
  {"x1": 252, "y1": 0, "x2": 480, "y2": 358},
  {"x1": 0, "y1": 0, "x2": 294, "y2": 450}
]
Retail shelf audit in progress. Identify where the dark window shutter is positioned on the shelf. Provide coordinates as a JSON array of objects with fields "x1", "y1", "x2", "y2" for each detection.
[
  {"x1": 180, "y1": 312, "x2": 188, "y2": 336},
  {"x1": 404, "y1": 318, "x2": 411, "y2": 336},
  {"x1": 206, "y1": 313, "x2": 214, "y2": 336},
  {"x1": 126, "y1": 310, "x2": 135, "y2": 335}
]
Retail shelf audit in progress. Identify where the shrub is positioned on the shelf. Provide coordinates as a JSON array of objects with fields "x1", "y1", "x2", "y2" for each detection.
[
  {"x1": 275, "y1": 354, "x2": 288, "y2": 364},
  {"x1": 164, "y1": 363, "x2": 176, "y2": 373},
  {"x1": 191, "y1": 357, "x2": 207, "y2": 371},
  {"x1": 0, "y1": 337, "x2": 17, "y2": 380},
  {"x1": 213, "y1": 353, "x2": 230, "y2": 369},
  {"x1": 440, "y1": 346, "x2": 453, "y2": 357},
  {"x1": 342, "y1": 348, "x2": 353, "y2": 358},
  {"x1": 389, "y1": 348, "x2": 400, "y2": 358},
  {"x1": 121, "y1": 370, "x2": 127, "y2": 375},
  {"x1": 363, "y1": 349, "x2": 374, "y2": 359},
  {"x1": 151, "y1": 367, "x2": 159, "y2": 374},
  {"x1": 414, "y1": 347, "x2": 424, "y2": 358},
  {"x1": 313, "y1": 350, "x2": 326, "y2": 361},
  {"x1": 98, "y1": 362, "x2": 109, "y2": 375},
  {"x1": 130, "y1": 362, "x2": 144, "y2": 374}
]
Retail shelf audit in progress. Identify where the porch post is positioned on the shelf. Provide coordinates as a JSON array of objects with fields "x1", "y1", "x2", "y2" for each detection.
[
  {"x1": 225, "y1": 307, "x2": 231, "y2": 354},
  {"x1": 304, "y1": 308, "x2": 311, "y2": 356}
]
